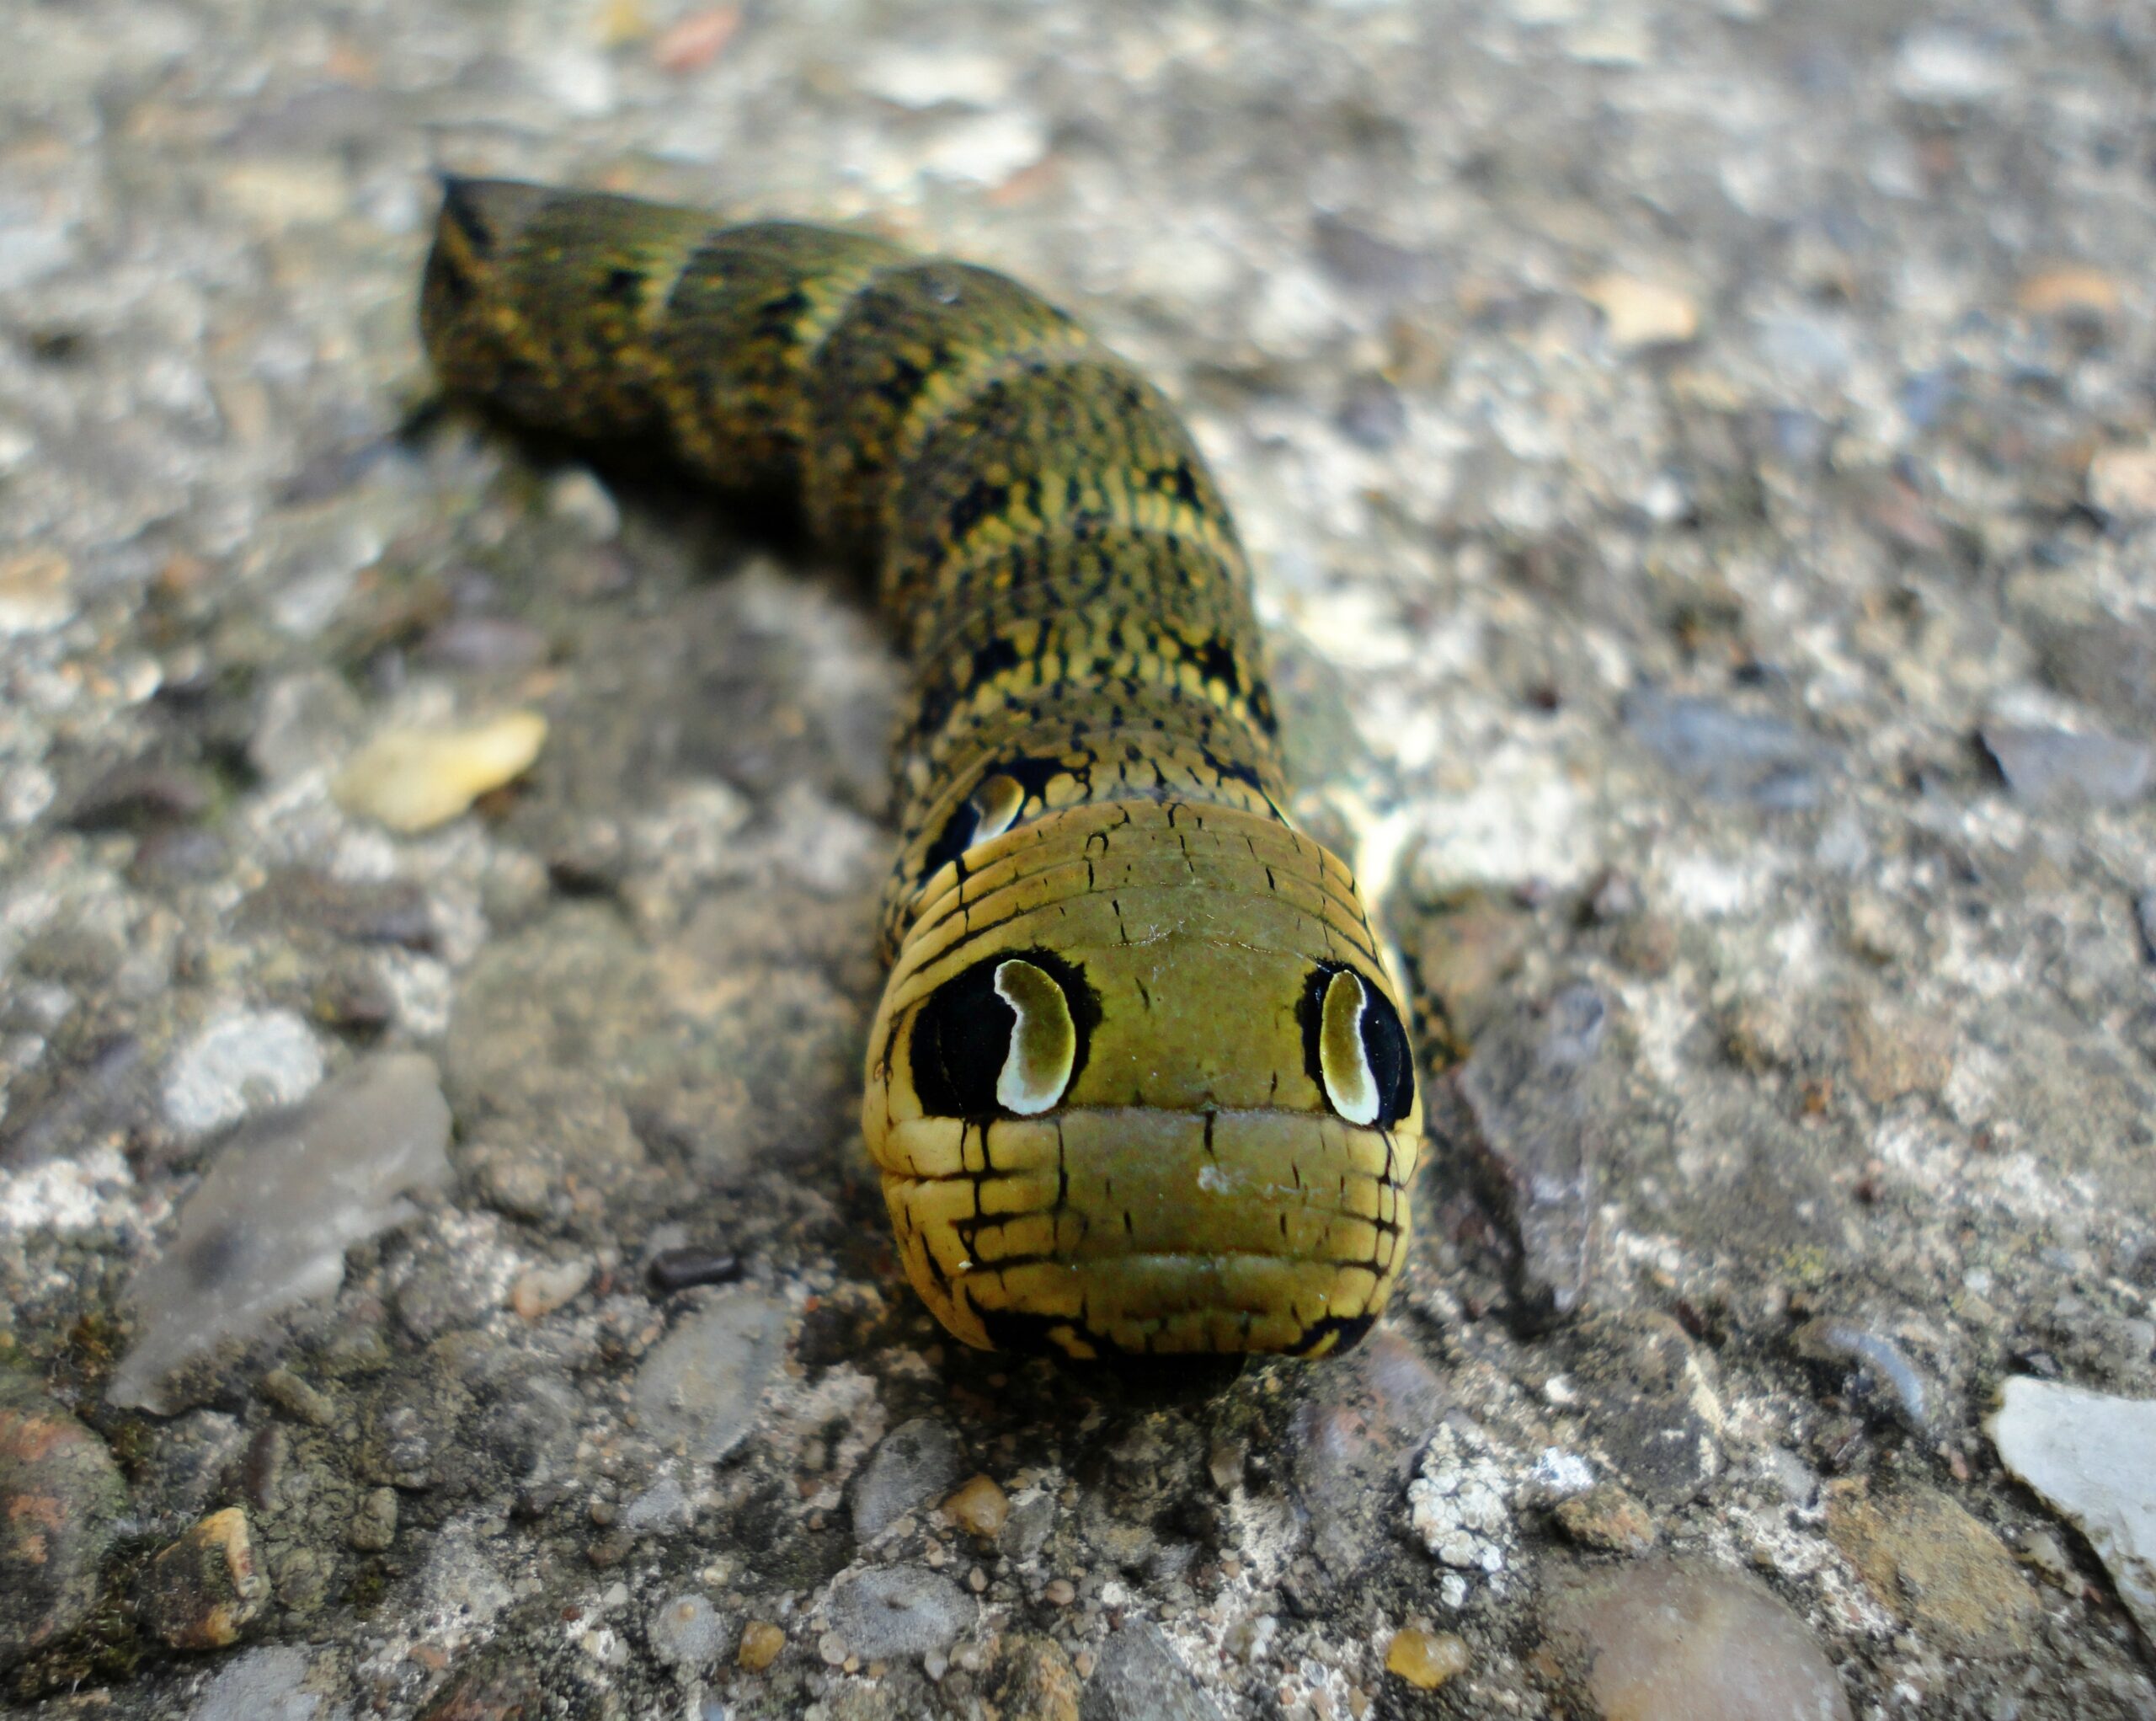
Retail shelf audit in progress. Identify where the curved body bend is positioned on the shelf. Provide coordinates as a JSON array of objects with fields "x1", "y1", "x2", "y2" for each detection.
[{"x1": 421, "y1": 179, "x2": 1421, "y2": 1359}]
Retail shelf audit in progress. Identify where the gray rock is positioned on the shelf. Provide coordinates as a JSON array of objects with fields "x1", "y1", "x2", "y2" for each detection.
[
  {"x1": 850, "y1": 1417, "x2": 963, "y2": 1542},
  {"x1": 630, "y1": 1287, "x2": 788, "y2": 1462},
  {"x1": 1081, "y1": 1621, "x2": 1227, "y2": 1721},
  {"x1": 160, "y1": 1007, "x2": 325, "y2": 1138},
  {"x1": 1892, "y1": 25, "x2": 2009, "y2": 104},
  {"x1": 420, "y1": 613, "x2": 549, "y2": 671},
  {"x1": 1542, "y1": 1557, "x2": 1851, "y2": 1721},
  {"x1": 824, "y1": 1565, "x2": 974, "y2": 1661},
  {"x1": 237, "y1": 869, "x2": 436, "y2": 951},
  {"x1": 0, "y1": 1376, "x2": 128, "y2": 1669},
  {"x1": 1335, "y1": 373, "x2": 1406, "y2": 450},
  {"x1": 1552, "y1": 1312, "x2": 1723, "y2": 1505},
  {"x1": 1290, "y1": 1330, "x2": 1446, "y2": 1585},
  {"x1": 648, "y1": 1591, "x2": 726, "y2": 1672},
  {"x1": 622, "y1": 1473, "x2": 694, "y2": 1534},
  {"x1": 187, "y1": 1645, "x2": 333, "y2": 1721},
  {"x1": 1988, "y1": 1378, "x2": 2156, "y2": 1651},
  {"x1": 1457, "y1": 983, "x2": 1608, "y2": 1322},
  {"x1": 140, "y1": 1411, "x2": 248, "y2": 1521},
  {"x1": 1623, "y1": 689, "x2": 1827, "y2": 810},
  {"x1": 2139, "y1": 890, "x2": 2156, "y2": 964},
  {"x1": 347, "y1": 1486, "x2": 398, "y2": 1552},
  {"x1": 1981, "y1": 723, "x2": 2153, "y2": 806},
  {"x1": 1754, "y1": 312, "x2": 1856, "y2": 387},
  {"x1": 998, "y1": 1487, "x2": 1057, "y2": 1563},
  {"x1": 112, "y1": 1052, "x2": 453, "y2": 1414},
  {"x1": 246, "y1": 669, "x2": 366, "y2": 783}
]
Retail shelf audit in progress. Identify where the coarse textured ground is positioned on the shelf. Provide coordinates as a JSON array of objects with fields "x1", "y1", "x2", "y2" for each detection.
[{"x1": 3, "y1": 1, "x2": 2155, "y2": 1717}]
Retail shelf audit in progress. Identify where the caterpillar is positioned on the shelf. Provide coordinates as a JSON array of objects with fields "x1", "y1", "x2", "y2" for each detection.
[{"x1": 421, "y1": 179, "x2": 1421, "y2": 1360}]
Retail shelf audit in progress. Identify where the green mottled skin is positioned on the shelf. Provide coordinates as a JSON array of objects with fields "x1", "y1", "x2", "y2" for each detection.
[{"x1": 422, "y1": 180, "x2": 1421, "y2": 1360}]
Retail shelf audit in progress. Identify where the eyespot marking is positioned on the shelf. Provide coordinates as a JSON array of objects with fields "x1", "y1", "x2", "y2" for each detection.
[
  {"x1": 1318, "y1": 969, "x2": 1379, "y2": 1125},
  {"x1": 973, "y1": 772, "x2": 1024, "y2": 844},
  {"x1": 909, "y1": 947, "x2": 1097, "y2": 1118},
  {"x1": 993, "y1": 957, "x2": 1076, "y2": 1114},
  {"x1": 918, "y1": 770, "x2": 1032, "y2": 881},
  {"x1": 1299, "y1": 960, "x2": 1416, "y2": 1128}
]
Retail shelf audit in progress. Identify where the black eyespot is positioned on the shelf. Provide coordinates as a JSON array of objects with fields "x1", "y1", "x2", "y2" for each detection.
[
  {"x1": 920, "y1": 799, "x2": 985, "y2": 881},
  {"x1": 1297, "y1": 961, "x2": 1416, "y2": 1127},
  {"x1": 909, "y1": 948, "x2": 1097, "y2": 1119},
  {"x1": 915, "y1": 756, "x2": 1067, "y2": 884}
]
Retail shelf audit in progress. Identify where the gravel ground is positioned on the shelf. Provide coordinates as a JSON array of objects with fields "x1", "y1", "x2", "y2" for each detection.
[{"x1": 3, "y1": 1, "x2": 2156, "y2": 1717}]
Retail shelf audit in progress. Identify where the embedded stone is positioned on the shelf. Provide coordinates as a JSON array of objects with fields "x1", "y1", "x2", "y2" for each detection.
[
  {"x1": 0, "y1": 1376, "x2": 128, "y2": 1668},
  {"x1": 850, "y1": 1417, "x2": 963, "y2": 1542},
  {"x1": 1542, "y1": 1557, "x2": 1850, "y2": 1720},
  {"x1": 141, "y1": 1506, "x2": 270, "y2": 1650},
  {"x1": 1385, "y1": 1627, "x2": 1470, "y2": 1689}
]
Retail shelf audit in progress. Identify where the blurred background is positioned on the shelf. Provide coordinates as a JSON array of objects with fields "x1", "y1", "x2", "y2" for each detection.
[{"x1": 2, "y1": 3, "x2": 2154, "y2": 1718}]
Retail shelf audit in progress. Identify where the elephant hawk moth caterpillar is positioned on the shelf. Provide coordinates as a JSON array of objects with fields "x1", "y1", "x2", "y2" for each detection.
[{"x1": 421, "y1": 179, "x2": 1421, "y2": 1360}]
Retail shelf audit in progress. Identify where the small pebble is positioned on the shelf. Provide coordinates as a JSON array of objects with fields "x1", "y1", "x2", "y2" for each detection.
[
  {"x1": 851, "y1": 1418, "x2": 963, "y2": 1541},
  {"x1": 825, "y1": 1567, "x2": 974, "y2": 1660},
  {"x1": 258, "y1": 1368, "x2": 336, "y2": 1428},
  {"x1": 348, "y1": 1486, "x2": 398, "y2": 1553},
  {"x1": 312, "y1": 960, "x2": 398, "y2": 1034},
  {"x1": 0, "y1": 546, "x2": 74, "y2": 635},
  {"x1": 1552, "y1": 1482, "x2": 1660, "y2": 1554},
  {"x1": 649, "y1": 1592, "x2": 726, "y2": 1671},
  {"x1": 2089, "y1": 442, "x2": 2156, "y2": 521},
  {"x1": 1584, "y1": 274, "x2": 1700, "y2": 350},
  {"x1": 1335, "y1": 373, "x2": 1406, "y2": 450},
  {"x1": 63, "y1": 761, "x2": 211, "y2": 831},
  {"x1": 161, "y1": 1007, "x2": 326, "y2": 1139},
  {"x1": 130, "y1": 826, "x2": 230, "y2": 888},
  {"x1": 419, "y1": 614, "x2": 549, "y2": 671},
  {"x1": 738, "y1": 1619, "x2": 786, "y2": 1671},
  {"x1": 1385, "y1": 1627, "x2": 1470, "y2": 1690},
  {"x1": 547, "y1": 468, "x2": 622, "y2": 539},
  {"x1": 630, "y1": 1288, "x2": 788, "y2": 1463},
  {"x1": 333, "y1": 709, "x2": 547, "y2": 834},
  {"x1": 2016, "y1": 265, "x2": 2121, "y2": 321},
  {"x1": 945, "y1": 1473, "x2": 1011, "y2": 1539},
  {"x1": 1979, "y1": 722, "x2": 2152, "y2": 806},
  {"x1": 1892, "y1": 25, "x2": 2009, "y2": 104},
  {"x1": 1043, "y1": 1577, "x2": 1076, "y2": 1606},
  {"x1": 1623, "y1": 689, "x2": 1825, "y2": 810},
  {"x1": 140, "y1": 1507, "x2": 270, "y2": 1650},
  {"x1": 645, "y1": 1247, "x2": 742, "y2": 1296},
  {"x1": 654, "y1": 5, "x2": 740, "y2": 73},
  {"x1": 512, "y1": 1258, "x2": 593, "y2": 1320},
  {"x1": 987, "y1": 1632, "x2": 1081, "y2": 1721}
]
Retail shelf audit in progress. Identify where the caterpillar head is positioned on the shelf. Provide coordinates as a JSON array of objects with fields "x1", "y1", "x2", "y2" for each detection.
[{"x1": 862, "y1": 799, "x2": 1420, "y2": 1360}]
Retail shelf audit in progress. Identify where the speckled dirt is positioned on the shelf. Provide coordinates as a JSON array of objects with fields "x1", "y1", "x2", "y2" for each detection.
[{"x1": 3, "y1": 3, "x2": 2155, "y2": 1718}]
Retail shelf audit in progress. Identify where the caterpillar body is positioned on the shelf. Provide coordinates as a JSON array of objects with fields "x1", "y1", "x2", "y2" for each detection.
[{"x1": 421, "y1": 180, "x2": 1421, "y2": 1360}]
